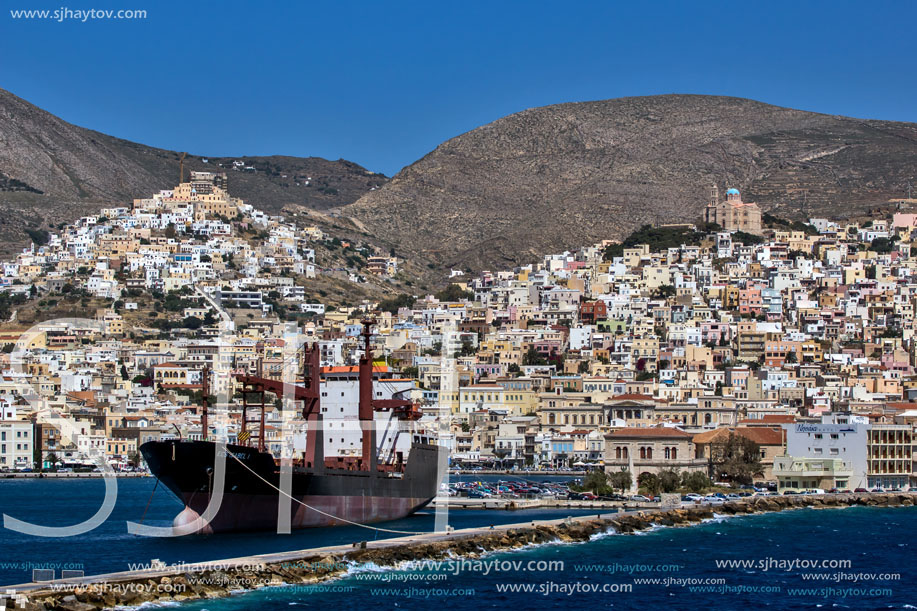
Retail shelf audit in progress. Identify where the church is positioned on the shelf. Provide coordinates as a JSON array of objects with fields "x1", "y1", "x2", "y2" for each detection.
[{"x1": 704, "y1": 186, "x2": 763, "y2": 234}]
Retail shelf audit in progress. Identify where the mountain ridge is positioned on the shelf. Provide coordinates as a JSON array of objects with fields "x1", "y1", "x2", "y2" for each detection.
[
  {"x1": 0, "y1": 87, "x2": 387, "y2": 253},
  {"x1": 345, "y1": 94, "x2": 917, "y2": 271}
]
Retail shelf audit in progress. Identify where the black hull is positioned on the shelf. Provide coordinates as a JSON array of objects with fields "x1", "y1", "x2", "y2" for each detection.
[{"x1": 140, "y1": 440, "x2": 443, "y2": 532}]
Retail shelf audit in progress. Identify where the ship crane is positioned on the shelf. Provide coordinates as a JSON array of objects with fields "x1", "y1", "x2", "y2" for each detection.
[{"x1": 231, "y1": 320, "x2": 421, "y2": 471}]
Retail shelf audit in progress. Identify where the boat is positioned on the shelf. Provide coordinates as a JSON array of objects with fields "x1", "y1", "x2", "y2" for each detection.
[{"x1": 140, "y1": 321, "x2": 444, "y2": 533}]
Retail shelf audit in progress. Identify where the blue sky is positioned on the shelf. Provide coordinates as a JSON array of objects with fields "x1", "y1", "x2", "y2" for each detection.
[{"x1": 3, "y1": 0, "x2": 916, "y2": 175}]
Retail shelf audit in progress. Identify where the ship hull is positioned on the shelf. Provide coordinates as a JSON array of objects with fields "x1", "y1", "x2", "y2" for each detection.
[{"x1": 140, "y1": 439, "x2": 443, "y2": 533}]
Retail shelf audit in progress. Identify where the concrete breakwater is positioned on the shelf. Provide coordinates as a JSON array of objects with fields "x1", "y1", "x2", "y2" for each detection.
[{"x1": 9, "y1": 492, "x2": 915, "y2": 611}]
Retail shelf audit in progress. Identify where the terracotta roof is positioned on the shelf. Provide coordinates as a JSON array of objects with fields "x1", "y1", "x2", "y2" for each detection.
[
  {"x1": 66, "y1": 391, "x2": 97, "y2": 406},
  {"x1": 606, "y1": 427, "x2": 691, "y2": 439},
  {"x1": 693, "y1": 426, "x2": 784, "y2": 446}
]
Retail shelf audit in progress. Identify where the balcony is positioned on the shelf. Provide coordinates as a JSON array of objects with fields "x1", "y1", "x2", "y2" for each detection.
[{"x1": 773, "y1": 456, "x2": 853, "y2": 478}]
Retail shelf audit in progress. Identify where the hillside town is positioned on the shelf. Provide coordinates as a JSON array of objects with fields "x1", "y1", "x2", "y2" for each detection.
[{"x1": 1, "y1": 173, "x2": 917, "y2": 495}]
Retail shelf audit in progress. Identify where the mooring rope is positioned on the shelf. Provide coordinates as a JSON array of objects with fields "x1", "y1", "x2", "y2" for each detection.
[{"x1": 226, "y1": 451, "x2": 431, "y2": 536}]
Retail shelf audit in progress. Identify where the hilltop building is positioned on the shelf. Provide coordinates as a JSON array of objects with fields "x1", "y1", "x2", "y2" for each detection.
[{"x1": 704, "y1": 186, "x2": 763, "y2": 234}]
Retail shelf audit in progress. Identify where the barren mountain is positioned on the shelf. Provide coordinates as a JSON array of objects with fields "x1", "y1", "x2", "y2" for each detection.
[
  {"x1": 0, "y1": 87, "x2": 386, "y2": 253},
  {"x1": 346, "y1": 95, "x2": 917, "y2": 271}
]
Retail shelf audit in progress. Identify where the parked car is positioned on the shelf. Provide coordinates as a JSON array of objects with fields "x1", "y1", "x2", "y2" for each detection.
[
  {"x1": 598, "y1": 494, "x2": 627, "y2": 501},
  {"x1": 854, "y1": 488, "x2": 868, "y2": 493},
  {"x1": 629, "y1": 494, "x2": 650, "y2": 502}
]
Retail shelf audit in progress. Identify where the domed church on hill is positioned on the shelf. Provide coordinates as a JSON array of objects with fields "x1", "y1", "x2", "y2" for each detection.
[{"x1": 704, "y1": 186, "x2": 763, "y2": 234}]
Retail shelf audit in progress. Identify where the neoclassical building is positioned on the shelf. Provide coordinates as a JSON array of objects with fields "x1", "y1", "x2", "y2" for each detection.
[
  {"x1": 704, "y1": 186, "x2": 763, "y2": 234},
  {"x1": 604, "y1": 426, "x2": 707, "y2": 477}
]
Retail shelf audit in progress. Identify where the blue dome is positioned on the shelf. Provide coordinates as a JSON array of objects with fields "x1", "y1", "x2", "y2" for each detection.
[{"x1": 726, "y1": 188, "x2": 740, "y2": 195}]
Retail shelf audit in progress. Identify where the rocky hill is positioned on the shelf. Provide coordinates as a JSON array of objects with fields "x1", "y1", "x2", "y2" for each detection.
[
  {"x1": 345, "y1": 95, "x2": 917, "y2": 271},
  {"x1": 0, "y1": 87, "x2": 387, "y2": 253}
]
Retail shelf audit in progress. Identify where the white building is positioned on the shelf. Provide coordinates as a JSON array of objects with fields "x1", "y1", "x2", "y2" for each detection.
[{"x1": 0, "y1": 421, "x2": 33, "y2": 470}]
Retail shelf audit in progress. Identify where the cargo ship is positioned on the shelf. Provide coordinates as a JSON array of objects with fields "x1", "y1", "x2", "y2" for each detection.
[{"x1": 140, "y1": 322, "x2": 444, "y2": 533}]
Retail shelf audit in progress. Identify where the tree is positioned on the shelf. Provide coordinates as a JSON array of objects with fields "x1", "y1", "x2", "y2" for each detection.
[
  {"x1": 637, "y1": 472, "x2": 662, "y2": 496},
  {"x1": 682, "y1": 471, "x2": 711, "y2": 493},
  {"x1": 378, "y1": 294, "x2": 415, "y2": 314},
  {"x1": 182, "y1": 316, "x2": 203, "y2": 330},
  {"x1": 129, "y1": 452, "x2": 142, "y2": 469},
  {"x1": 523, "y1": 347, "x2": 548, "y2": 366},
  {"x1": 583, "y1": 469, "x2": 610, "y2": 494},
  {"x1": 25, "y1": 228, "x2": 50, "y2": 246},
  {"x1": 120, "y1": 364, "x2": 129, "y2": 380},
  {"x1": 710, "y1": 433, "x2": 763, "y2": 485},
  {"x1": 434, "y1": 284, "x2": 473, "y2": 302},
  {"x1": 46, "y1": 452, "x2": 60, "y2": 470},
  {"x1": 658, "y1": 469, "x2": 681, "y2": 493},
  {"x1": 608, "y1": 468, "x2": 632, "y2": 494}
]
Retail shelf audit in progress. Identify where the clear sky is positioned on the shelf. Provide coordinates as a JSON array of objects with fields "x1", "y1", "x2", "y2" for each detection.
[{"x1": 3, "y1": 0, "x2": 915, "y2": 176}]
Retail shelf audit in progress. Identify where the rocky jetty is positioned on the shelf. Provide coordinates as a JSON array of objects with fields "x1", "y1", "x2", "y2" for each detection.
[{"x1": 10, "y1": 493, "x2": 915, "y2": 610}]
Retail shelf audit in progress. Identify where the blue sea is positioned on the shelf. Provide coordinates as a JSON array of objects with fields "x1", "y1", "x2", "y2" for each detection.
[
  {"x1": 0, "y1": 478, "x2": 600, "y2": 586},
  {"x1": 177, "y1": 505, "x2": 917, "y2": 610},
  {"x1": 1, "y1": 479, "x2": 915, "y2": 609}
]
